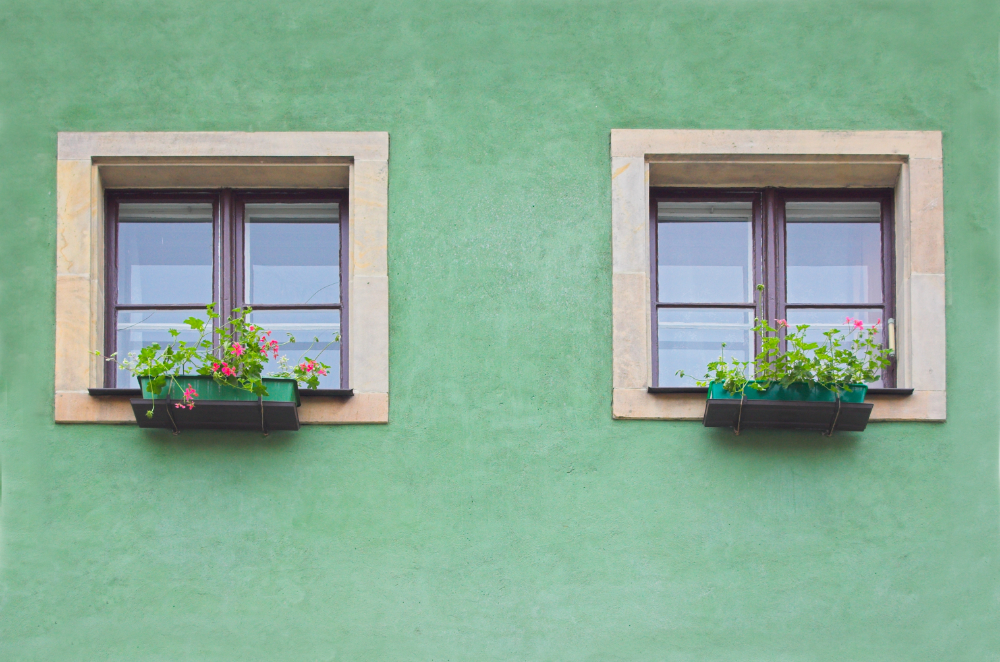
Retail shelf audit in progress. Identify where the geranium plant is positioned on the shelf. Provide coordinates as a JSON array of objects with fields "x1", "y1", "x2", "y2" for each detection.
[
  {"x1": 96, "y1": 304, "x2": 337, "y2": 416},
  {"x1": 678, "y1": 285, "x2": 892, "y2": 396}
]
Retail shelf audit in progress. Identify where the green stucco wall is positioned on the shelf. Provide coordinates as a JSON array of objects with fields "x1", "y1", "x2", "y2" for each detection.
[{"x1": 2, "y1": 1, "x2": 999, "y2": 659}]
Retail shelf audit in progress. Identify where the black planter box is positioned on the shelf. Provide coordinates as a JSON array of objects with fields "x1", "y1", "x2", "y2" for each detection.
[
  {"x1": 131, "y1": 398, "x2": 300, "y2": 433},
  {"x1": 703, "y1": 398, "x2": 873, "y2": 433}
]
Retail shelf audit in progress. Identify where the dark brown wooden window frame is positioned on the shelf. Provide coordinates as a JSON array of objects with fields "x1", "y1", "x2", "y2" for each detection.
[
  {"x1": 649, "y1": 187, "x2": 896, "y2": 389},
  {"x1": 104, "y1": 189, "x2": 350, "y2": 390}
]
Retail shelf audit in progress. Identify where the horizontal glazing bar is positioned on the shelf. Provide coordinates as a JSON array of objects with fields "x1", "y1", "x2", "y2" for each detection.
[
  {"x1": 244, "y1": 304, "x2": 343, "y2": 310},
  {"x1": 656, "y1": 303, "x2": 757, "y2": 309},
  {"x1": 783, "y1": 304, "x2": 884, "y2": 309},
  {"x1": 116, "y1": 304, "x2": 213, "y2": 310},
  {"x1": 658, "y1": 322, "x2": 755, "y2": 330}
]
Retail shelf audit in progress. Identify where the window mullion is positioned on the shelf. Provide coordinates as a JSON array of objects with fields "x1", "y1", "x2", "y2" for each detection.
[{"x1": 219, "y1": 189, "x2": 235, "y2": 319}]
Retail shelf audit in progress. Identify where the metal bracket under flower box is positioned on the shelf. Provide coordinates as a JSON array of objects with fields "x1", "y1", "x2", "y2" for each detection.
[
  {"x1": 703, "y1": 398, "x2": 873, "y2": 434},
  {"x1": 131, "y1": 398, "x2": 300, "y2": 434}
]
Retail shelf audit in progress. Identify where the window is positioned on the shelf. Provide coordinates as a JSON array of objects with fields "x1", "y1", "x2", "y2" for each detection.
[
  {"x1": 609, "y1": 127, "x2": 944, "y2": 421},
  {"x1": 105, "y1": 190, "x2": 349, "y2": 390},
  {"x1": 55, "y1": 131, "x2": 388, "y2": 424},
  {"x1": 651, "y1": 189, "x2": 895, "y2": 388}
]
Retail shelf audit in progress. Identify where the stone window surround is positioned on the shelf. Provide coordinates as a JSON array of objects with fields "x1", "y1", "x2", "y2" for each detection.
[
  {"x1": 55, "y1": 131, "x2": 389, "y2": 424},
  {"x1": 611, "y1": 129, "x2": 945, "y2": 422}
]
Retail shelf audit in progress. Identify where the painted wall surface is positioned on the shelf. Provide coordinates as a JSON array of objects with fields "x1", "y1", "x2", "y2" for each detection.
[{"x1": 1, "y1": 1, "x2": 999, "y2": 659}]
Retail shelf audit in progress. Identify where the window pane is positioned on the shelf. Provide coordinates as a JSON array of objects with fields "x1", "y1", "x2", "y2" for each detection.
[
  {"x1": 657, "y1": 201, "x2": 754, "y2": 304},
  {"x1": 657, "y1": 308, "x2": 754, "y2": 386},
  {"x1": 117, "y1": 203, "x2": 214, "y2": 305},
  {"x1": 250, "y1": 310, "x2": 341, "y2": 388},
  {"x1": 115, "y1": 309, "x2": 208, "y2": 388},
  {"x1": 785, "y1": 201, "x2": 882, "y2": 305},
  {"x1": 245, "y1": 203, "x2": 340, "y2": 305},
  {"x1": 784, "y1": 308, "x2": 885, "y2": 386}
]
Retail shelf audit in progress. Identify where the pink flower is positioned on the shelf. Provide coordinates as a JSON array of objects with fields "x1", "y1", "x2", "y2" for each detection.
[
  {"x1": 845, "y1": 317, "x2": 853, "y2": 325},
  {"x1": 316, "y1": 367, "x2": 328, "y2": 376},
  {"x1": 212, "y1": 362, "x2": 220, "y2": 371},
  {"x1": 248, "y1": 325, "x2": 256, "y2": 332},
  {"x1": 182, "y1": 385, "x2": 198, "y2": 399},
  {"x1": 232, "y1": 342, "x2": 244, "y2": 356},
  {"x1": 776, "y1": 318, "x2": 788, "y2": 327},
  {"x1": 853, "y1": 319, "x2": 864, "y2": 330}
]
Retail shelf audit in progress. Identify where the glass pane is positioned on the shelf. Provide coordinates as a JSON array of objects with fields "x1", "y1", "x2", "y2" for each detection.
[
  {"x1": 115, "y1": 309, "x2": 208, "y2": 388},
  {"x1": 657, "y1": 201, "x2": 754, "y2": 304},
  {"x1": 784, "y1": 308, "x2": 885, "y2": 386},
  {"x1": 250, "y1": 310, "x2": 341, "y2": 388},
  {"x1": 657, "y1": 308, "x2": 754, "y2": 387},
  {"x1": 785, "y1": 201, "x2": 882, "y2": 305},
  {"x1": 245, "y1": 203, "x2": 340, "y2": 304},
  {"x1": 117, "y1": 203, "x2": 213, "y2": 305}
]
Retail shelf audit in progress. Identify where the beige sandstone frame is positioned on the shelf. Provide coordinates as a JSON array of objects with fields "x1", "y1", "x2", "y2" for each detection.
[
  {"x1": 55, "y1": 132, "x2": 389, "y2": 424},
  {"x1": 611, "y1": 129, "x2": 945, "y2": 421}
]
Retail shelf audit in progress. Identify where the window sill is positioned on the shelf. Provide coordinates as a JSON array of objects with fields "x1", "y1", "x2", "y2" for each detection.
[
  {"x1": 614, "y1": 387, "x2": 941, "y2": 422},
  {"x1": 88, "y1": 388, "x2": 140, "y2": 396},
  {"x1": 60, "y1": 389, "x2": 384, "y2": 425},
  {"x1": 89, "y1": 387, "x2": 356, "y2": 398},
  {"x1": 647, "y1": 386, "x2": 914, "y2": 396}
]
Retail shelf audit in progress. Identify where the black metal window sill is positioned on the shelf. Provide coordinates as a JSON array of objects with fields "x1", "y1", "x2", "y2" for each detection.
[
  {"x1": 89, "y1": 388, "x2": 355, "y2": 398},
  {"x1": 647, "y1": 386, "x2": 914, "y2": 396}
]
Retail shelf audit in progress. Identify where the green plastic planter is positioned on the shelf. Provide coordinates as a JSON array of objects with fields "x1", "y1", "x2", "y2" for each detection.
[
  {"x1": 707, "y1": 380, "x2": 867, "y2": 404},
  {"x1": 138, "y1": 375, "x2": 301, "y2": 406}
]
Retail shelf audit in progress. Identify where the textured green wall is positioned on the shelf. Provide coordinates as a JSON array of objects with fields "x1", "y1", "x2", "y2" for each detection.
[{"x1": 1, "y1": 1, "x2": 999, "y2": 659}]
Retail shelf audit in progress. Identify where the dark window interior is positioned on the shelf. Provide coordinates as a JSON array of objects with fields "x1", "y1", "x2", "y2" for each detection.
[
  {"x1": 105, "y1": 190, "x2": 349, "y2": 389},
  {"x1": 650, "y1": 188, "x2": 895, "y2": 388}
]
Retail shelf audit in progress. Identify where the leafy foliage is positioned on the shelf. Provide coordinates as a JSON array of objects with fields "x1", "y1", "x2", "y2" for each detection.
[
  {"x1": 677, "y1": 285, "x2": 892, "y2": 396},
  {"x1": 95, "y1": 305, "x2": 337, "y2": 414}
]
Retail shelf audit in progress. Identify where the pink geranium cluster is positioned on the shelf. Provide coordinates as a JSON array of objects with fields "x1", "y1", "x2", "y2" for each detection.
[
  {"x1": 174, "y1": 384, "x2": 198, "y2": 409},
  {"x1": 298, "y1": 359, "x2": 328, "y2": 377},
  {"x1": 212, "y1": 361, "x2": 235, "y2": 377},
  {"x1": 259, "y1": 331, "x2": 280, "y2": 359},
  {"x1": 845, "y1": 316, "x2": 881, "y2": 330}
]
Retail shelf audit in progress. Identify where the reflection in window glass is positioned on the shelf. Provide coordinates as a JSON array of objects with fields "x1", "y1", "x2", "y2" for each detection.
[
  {"x1": 658, "y1": 308, "x2": 754, "y2": 386},
  {"x1": 657, "y1": 202, "x2": 753, "y2": 304},
  {"x1": 250, "y1": 310, "x2": 341, "y2": 388},
  {"x1": 785, "y1": 202, "x2": 882, "y2": 305},
  {"x1": 117, "y1": 203, "x2": 214, "y2": 305},
  {"x1": 115, "y1": 309, "x2": 207, "y2": 387},
  {"x1": 785, "y1": 308, "x2": 885, "y2": 386},
  {"x1": 245, "y1": 203, "x2": 340, "y2": 305}
]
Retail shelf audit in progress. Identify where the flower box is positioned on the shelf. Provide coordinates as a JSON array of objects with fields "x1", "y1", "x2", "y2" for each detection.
[
  {"x1": 706, "y1": 381, "x2": 867, "y2": 403},
  {"x1": 132, "y1": 376, "x2": 301, "y2": 433},
  {"x1": 703, "y1": 381, "x2": 873, "y2": 434}
]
